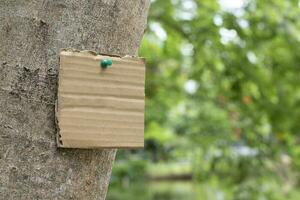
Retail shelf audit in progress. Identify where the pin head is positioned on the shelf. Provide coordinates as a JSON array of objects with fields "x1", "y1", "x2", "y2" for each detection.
[{"x1": 101, "y1": 59, "x2": 113, "y2": 69}]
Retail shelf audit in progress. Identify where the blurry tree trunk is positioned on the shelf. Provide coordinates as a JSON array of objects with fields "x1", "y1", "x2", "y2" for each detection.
[{"x1": 0, "y1": 0, "x2": 150, "y2": 199}]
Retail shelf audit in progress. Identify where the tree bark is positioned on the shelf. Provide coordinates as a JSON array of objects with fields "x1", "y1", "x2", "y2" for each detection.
[{"x1": 0, "y1": 1, "x2": 150, "y2": 199}]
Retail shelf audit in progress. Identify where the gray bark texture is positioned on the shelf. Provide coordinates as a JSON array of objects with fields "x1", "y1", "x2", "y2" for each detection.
[{"x1": 0, "y1": 0, "x2": 150, "y2": 199}]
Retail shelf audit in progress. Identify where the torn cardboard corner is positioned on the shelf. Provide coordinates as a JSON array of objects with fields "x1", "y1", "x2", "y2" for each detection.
[{"x1": 56, "y1": 49, "x2": 145, "y2": 149}]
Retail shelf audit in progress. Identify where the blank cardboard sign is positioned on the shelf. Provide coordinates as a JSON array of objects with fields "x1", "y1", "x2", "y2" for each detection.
[{"x1": 56, "y1": 50, "x2": 145, "y2": 148}]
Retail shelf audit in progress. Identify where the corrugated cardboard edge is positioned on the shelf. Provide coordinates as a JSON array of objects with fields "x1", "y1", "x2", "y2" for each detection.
[
  {"x1": 55, "y1": 48, "x2": 145, "y2": 149},
  {"x1": 60, "y1": 48, "x2": 146, "y2": 63},
  {"x1": 55, "y1": 99, "x2": 62, "y2": 147}
]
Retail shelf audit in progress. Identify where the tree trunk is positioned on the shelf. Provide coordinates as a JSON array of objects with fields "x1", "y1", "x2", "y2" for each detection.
[{"x1": 0, "y1": 1, "x2": 150, "y2": 199}]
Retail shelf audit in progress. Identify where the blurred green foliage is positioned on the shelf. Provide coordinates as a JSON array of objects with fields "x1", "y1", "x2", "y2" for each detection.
[{"x1": 108, "y1": 0, "x2": 300, "y2": 199}]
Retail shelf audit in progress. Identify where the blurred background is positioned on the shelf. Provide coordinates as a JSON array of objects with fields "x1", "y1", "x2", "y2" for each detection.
[{"x1": 107, "y1": 0, "x2": 300, "y2": 199}]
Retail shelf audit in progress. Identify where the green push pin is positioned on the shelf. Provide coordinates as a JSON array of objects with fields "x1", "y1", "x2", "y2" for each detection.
[{"x1": 100, "y1": 59, "x2": 113, "y2": 69}]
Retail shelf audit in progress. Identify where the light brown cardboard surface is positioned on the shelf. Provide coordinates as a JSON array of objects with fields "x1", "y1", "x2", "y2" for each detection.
[{"x1": 56, "y1": 50, "x2": 145, "y2": 148}]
